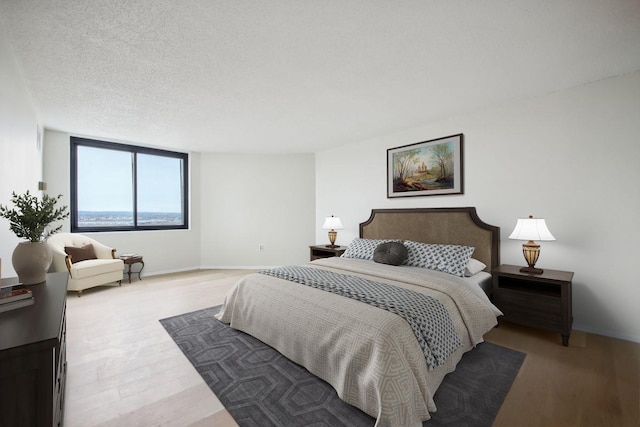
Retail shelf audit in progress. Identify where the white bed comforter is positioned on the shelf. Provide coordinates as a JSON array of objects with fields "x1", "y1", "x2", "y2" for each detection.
[{"x1": 215, "y1": 257, "x2": 499, "y2": 427}]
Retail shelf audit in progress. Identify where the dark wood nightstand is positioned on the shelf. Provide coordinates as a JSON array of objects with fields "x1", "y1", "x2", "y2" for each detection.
[
  {"x1": 309, "y1": 245, "x2": 347, "y2": 261},
  {"x1": 492, "y1": 264, "x2": 574, "y2": 346}
]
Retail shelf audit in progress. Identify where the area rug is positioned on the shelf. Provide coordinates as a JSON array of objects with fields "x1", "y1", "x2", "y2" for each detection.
[{"x1": 160, "y1": 306, "x2": 525, "y2": 427}]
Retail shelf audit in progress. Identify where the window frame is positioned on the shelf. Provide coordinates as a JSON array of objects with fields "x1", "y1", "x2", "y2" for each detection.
[{"x1": 70, "y1": 137, "x2": 189, "y2": 232}]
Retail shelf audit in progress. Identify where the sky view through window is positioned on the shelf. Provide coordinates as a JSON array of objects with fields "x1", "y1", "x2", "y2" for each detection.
[{"x1": 77, "y1": 146, "x2": 183, "y2": 214}]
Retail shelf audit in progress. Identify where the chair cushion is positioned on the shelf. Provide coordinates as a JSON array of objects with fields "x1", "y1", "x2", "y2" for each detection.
[
  {"x1": 65, "y1": 244, "x2": 98, "y2": 263},
  {"x1": 69, "y1": 259, "x2": 124, "y2": 279}
]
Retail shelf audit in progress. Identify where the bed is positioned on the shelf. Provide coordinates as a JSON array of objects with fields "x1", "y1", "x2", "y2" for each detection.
[{"x1": 216, "y1": 207, "x2": 501, "y2": 426}]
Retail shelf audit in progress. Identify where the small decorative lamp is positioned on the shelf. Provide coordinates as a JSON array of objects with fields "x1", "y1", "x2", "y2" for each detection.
[
  {"x1": 322, "y1": 215, "x2": 343, "y2": 248},
  {"x1": 508, "y1": 215, "x2": 555, "y2": 274}
]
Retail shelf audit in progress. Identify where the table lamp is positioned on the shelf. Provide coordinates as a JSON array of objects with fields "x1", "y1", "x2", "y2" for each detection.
[
  {"x1": 508, "y1": 215, "x2": 555, "y2": 274},
  {"x1": 322, "y1": 215, "x2": 343, "y2": 248}
]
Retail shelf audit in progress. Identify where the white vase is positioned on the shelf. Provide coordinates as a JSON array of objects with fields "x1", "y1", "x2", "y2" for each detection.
[{"x1": 12, "y1": 241, "x2": 53, "y2": 285}]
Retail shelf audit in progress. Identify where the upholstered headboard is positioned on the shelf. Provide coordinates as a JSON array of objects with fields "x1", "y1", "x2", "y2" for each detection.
[{"x1": 359, "y1": 207, "x2": 500, "y2": 272}]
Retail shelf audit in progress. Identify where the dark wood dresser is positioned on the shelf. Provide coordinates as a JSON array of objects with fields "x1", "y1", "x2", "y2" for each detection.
[{"x1": 0, "y1": 272, "x2": 68, "y2": 426}]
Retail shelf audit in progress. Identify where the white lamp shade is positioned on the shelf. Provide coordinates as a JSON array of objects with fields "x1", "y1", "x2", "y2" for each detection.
[
  {"x1": 509, "y1": 217, "x2": 555, "y2": 241},
  {"x1": 322, "y1": 216, "x2": 343, "y2": 230}
]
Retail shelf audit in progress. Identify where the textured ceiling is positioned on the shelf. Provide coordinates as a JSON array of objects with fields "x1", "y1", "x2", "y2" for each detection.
[{"x1": 1, "y1": 0, "x2": 640, "y2": 154}]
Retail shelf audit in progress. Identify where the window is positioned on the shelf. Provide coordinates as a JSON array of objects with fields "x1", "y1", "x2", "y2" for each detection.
[{"x1": 71, "y1": 137, "x2": 188, "y2": 232}]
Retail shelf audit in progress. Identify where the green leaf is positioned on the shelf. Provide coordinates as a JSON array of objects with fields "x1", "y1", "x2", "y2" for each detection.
[{"x1": 0, "y1": 190, "x2": 69, "y2": 242}]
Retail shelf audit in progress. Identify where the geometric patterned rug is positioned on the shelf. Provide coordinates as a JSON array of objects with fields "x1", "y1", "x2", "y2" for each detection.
[{"x1": 160, "y1": 306, "x2": 525, "y2": 427}]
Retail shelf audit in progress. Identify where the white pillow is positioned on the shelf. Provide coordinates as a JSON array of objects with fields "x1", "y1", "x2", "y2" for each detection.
[{"x1": 464, "y1": 258, "x2": 487, "y2": 277}]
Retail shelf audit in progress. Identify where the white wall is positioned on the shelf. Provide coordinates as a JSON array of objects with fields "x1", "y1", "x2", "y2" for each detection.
[
  {"x1": 43, "y1": 130, "x2": 203, "y2": 275},
  {"x1": 42, "y1": 134, "x2": 315, "y2": 273},
  {"x1": 316, "y1": 72, "x2": 640, "y2": 343},
  {"x1": 199, "y1": 153, "x2": 315, "y2": 268},
  {"x1": 0, "y1": 25, "x2": 42, "y2": 278}
]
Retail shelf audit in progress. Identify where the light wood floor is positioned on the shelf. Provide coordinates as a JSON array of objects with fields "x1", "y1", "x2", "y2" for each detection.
[{"x1": 64, "y1": 270, "x2": 639, "y2": 427}]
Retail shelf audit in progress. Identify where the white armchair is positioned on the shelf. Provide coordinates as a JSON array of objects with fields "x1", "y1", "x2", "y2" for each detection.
[{"x1": 47, "y1": 233, "x2": 124, "y2": 296}]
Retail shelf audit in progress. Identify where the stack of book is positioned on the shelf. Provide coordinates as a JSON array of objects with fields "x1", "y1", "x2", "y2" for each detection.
[{"x1": 0, "y1": 283, "x2": 34, "y2": 314}]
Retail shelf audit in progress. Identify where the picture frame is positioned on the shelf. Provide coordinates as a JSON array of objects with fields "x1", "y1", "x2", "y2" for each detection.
[{"x1": 387, "y1": 133, "x2": 463, "y2": 198}]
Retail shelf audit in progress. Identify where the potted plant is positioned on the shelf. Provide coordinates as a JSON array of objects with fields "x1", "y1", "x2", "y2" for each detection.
[{"x1": 0, "y1": 190, "x2": 69, "y2": 284}]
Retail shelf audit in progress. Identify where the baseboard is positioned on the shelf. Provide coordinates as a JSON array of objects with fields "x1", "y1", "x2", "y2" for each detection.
[
  {"x1": 199, "y1": 265, "x2": 277, "y2": 270},
  {"x1": 141, "y1": 266, "x2": 269, "y2": 278},
  {"x1": 141, "y1": 266, "x2": 203, "y2": 277},
  {"x1": 573, "y1": 323, "x2": 640, "y2": 344}
]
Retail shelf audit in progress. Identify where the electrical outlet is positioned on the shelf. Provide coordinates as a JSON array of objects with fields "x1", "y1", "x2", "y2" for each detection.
[{"x1": 259, "y1": 244, "x2": 264, "y2": 251}]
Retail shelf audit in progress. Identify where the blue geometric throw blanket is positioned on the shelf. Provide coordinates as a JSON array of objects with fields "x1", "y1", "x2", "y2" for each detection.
[{"x1": 259, "y1": 266, "x2": 462, "y2": 369}]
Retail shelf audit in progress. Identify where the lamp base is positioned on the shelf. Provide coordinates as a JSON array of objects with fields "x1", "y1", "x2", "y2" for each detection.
[
  {"x1": 520, "y1": 266, "x2": 544, "y2": 274},
  {"x1": 520, "y1": 241, "x2": 543, "y2": 274},
  {"x1": 327, "y1": 230, "x2": 337, "y2": 248},
  {"x1": 325, "y1": 244, "x2": 339, "y2": 248}
]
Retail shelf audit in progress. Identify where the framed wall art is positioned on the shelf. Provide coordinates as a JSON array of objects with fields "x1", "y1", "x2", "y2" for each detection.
[{"x1": 387, "y1": 133, "x2": 463, "y2": 198}]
